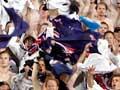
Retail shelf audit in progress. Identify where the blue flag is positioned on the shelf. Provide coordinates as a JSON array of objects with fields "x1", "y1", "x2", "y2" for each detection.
[
  {"x1": 52, "y1": 15, "x2": 100, "y2": 53},
  {"x1": 0, "y1": 7, "x2": 29, "y2": 48}
]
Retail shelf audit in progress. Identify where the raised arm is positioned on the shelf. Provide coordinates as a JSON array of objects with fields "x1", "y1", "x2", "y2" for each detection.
[
  {"x1": 67, "y1": 43, "x2": 92, "y2": 90},
  {"x1": 32, "y1": 61, "x2": 42, "y2": 90}
]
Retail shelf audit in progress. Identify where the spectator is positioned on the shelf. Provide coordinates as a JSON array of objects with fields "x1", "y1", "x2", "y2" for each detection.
[
  {"x1": 94, "y1": 2, "x2": 114, "y2": 31},
  {"x1": 111, "y1": 73, "x2": 120, "y2": 90},
  {"x1": 32, "y1": 57, "x2": 53, "y2": 90},
  {"x1": 87, "y1": 66, "x2": 120, "y2": 90},
  {"x1": 0, "y1": 48, "x2": 15, "y2": 87},
  {"x1": 104, "y1": 31, "x2": 120, "y2": 67},
  {"x1": 43, "y1": 77, "x2": 59, "y2": 90},
  {"x1": 0, "y1": 81, "x2": 11, "y2": 90},
  {"x1": 12, "y1": 60, "x2": 34, "y2": 90},
  {"x1": 98, "y1": 21, "x2": 109, "y2": 36}
]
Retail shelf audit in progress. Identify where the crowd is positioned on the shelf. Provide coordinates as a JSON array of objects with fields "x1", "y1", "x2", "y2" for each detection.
[{"x1": 0, "y1": 0, "x2": 120, "y2": 90}]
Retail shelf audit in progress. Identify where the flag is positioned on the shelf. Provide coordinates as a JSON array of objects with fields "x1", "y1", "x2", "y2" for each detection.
[
  {"x1": 52, "y1": 15, "x2": 100, "y2": 54},
  {"x1": 0, "y1": 7, "x2": 29, "y2": 48}
]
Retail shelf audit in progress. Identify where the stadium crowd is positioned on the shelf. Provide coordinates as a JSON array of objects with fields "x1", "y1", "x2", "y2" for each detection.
[{"x1": 0, "y1": 0, "x2": 120, "y2": 90}]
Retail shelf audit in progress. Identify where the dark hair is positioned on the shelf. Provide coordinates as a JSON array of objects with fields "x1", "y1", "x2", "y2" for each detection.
[
  {"x1": 109, "y1": 73, "x2": 120, "y2": 87},
  {"x1": 4, "y1": 0, "x2": 8, "y2": 3},
  {"x1": 0, "y1": 81, "x2": 11, "y2": 90},
  {"x1": 37, "y1": 56, "x2": 45, "y2": 61},
  {"x1": 23, "y1": 35, "x2": 35, "y2": 44},
  {"x1": 103, "y1": 31, "x2": 115, "y2": 38},
  {"x1": 96, "y1": 2, "x2": 108, "y2": 10},
  {"x1": 20, "y1": 60, "x2": 34, "y2": 76},
  {"x1": 114, "y1": 27, "x2": 120, "y2": 33},
  {"x1": 101, "y1": 22, "x2": 109, "y2": 27},
  {"x1": 0, "y1": 48, "x2": 10, "y2": 56},
  {"x1": 69, "y1": 0, "x2": 80, "y2": 14}
]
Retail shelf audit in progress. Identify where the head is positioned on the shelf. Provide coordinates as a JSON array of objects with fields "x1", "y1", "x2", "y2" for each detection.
[
  {"x1": 116, "y1": 0, "x2": 120, "y2": 8},
  {"x1": 0, "y1": 49, "x2": 10, "y2": 68},
  {"x1": 98, "y1": 22, "x2": 109, "y2": 36},
  {"x1": 96, "y1": 2, "x2": 108, "y2": 16},
  {"x1": 69, "y1": 0, "x2": 80, "y2": 14},
  {"x1": 111, "y1": 74, "x2": 120, "y2": 90},
  {"x1": 104, "y1": 31, "x2": 115, "y2": 47},
  {"x1": 23, "y1": 36, "x2": 35, "y2": 50},
  {"x1": 114, "y1": 27, "x2": 120, "y2": 41},
  {"x1": 114, "y1": 27, "x2": 120, "y2": 53},
  {"x1": 0, "y1": 81, "x2": 11, "y2": 90},
  {"x1": 59, "y1": 73, "x2": 70, "y2": 84},
  {"x1": 37, "y1": 57, "x2": 46, "y2": 73},
  {"x1": 45, "y1": 77, "x2": 59, "y2": 90},
  {"x1": 39, "y1": 4, "x2": 49, "y2": 19},
  {"x1": 5, "y1": 21, "x2": 15, "y2": 35},
  {"x1": 20, "y1": 60, "x2": 34, "y2": 77}
]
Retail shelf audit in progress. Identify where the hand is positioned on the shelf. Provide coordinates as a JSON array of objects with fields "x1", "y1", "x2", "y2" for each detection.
[
  {"x1": 87, "y1": 65, "x2": 95, "y2": 75},
  {"x1": 87, "y1": 65, "x2": 95, "y2": 88},
  {"x1": 111, "y1": 39, "x2": 119, "y2": 55},
  {"x1": 24, "y1": 66, "x2": 31, "y2": 73},
  {"x1": 83, "y1": 43, "x2": 92, "y2": 54}
]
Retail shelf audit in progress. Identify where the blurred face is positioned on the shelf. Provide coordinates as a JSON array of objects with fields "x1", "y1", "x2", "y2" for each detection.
[
  {"x1": 60, "y1": 73, "x2": 70, "y2": 84},
  {"x1": 112, "y1": 76, "x2": 120, "y2": 90},
  {"x1": 38, "y1": 60, "x2": 46, "y2": 73},
  {"x1": 115, "y1": 31, "x2": 120, "y2": 41},
  {"x1": 24, "y1": 39, "x2": 34, "y2": 50},
  {"x1": 104, "y1": 33, "x2": 115, "y2": 46},
  {"x1": 46, "y1": 80, "x2": 58, "y2": 90},
  {"x1": 0, "y1": 52, "x2": 9, "y2": 68},
  {"x1": 39, "y1": 5, "x2": 49, "y2": 19},
  {"x1": 117, "y1": 0, "x2": 120, "y2": 8},
  {"x1": 99, "y1": 23, "x2": 109, "y2": 35},
  {"x1": 0, "y1": 85, "x2": 10, "y2": 90},
  {"x1": 97, "y1": 4, "x2": 106, "y2": 16}
]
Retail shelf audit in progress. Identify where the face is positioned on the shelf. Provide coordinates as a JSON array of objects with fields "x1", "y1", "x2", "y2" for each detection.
[
  {"x1": 38, "y1": 60, "x2": 46, "y2": 73},
  {"x1": 115, "y1": 31, "x2": 120, "y2": 41},
  {"x1": 99, "y1": 23, "x2": 109, "y2": 35},
  {"x1": 60, "y1": 73, "x2": 70, "y2": 84},
  {"x1": 39, "y1": 5, "x2": 49, "y2": 19},
  {"x1": 0, "y1": 85, "x2": 10, "y2": 90},
  {"x1": 0, "y1": 53, "x2": 10, "y2": 68},
  {"x1": 24, "y1": 39, "x2": 34, "y2": 50},
  {"x1": 117, "y1": 0, "x2": 120, "y2": 8},
  {"x1": 104, "y1": 33, "x2": 115, "y2": 46},
  {"x1": 97, "y1": 4, "x2": 106, "y2": 16},
  {"x1": 112, "y1": 76, "x2": 120, "y2": 90},
  {"x1": 46, "y1": 80, "x2": 58, "y2": 90}
]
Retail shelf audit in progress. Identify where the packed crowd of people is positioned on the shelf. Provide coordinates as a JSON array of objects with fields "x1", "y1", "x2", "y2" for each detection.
[{"x1": 0, "y1": 0, "x2": 120, "y2": 90}]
